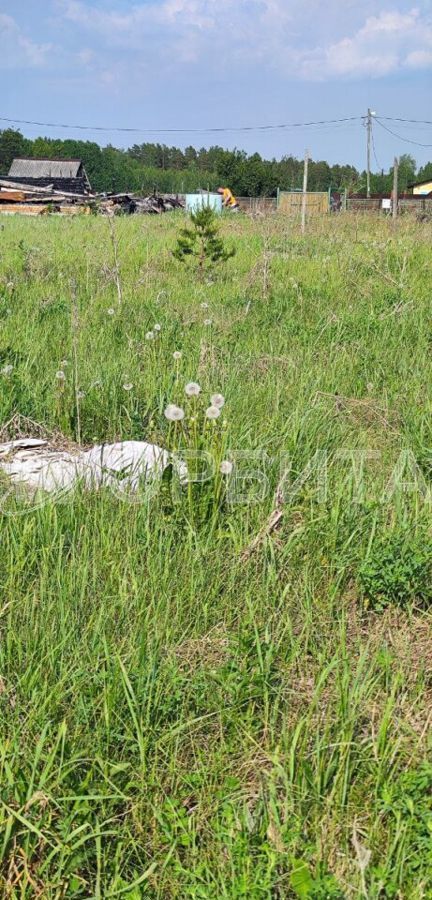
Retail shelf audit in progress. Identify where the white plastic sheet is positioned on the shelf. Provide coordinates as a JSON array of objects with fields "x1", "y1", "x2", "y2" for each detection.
[{"x1": 0, "y1": 439, "x2": 176, "y2": 499}]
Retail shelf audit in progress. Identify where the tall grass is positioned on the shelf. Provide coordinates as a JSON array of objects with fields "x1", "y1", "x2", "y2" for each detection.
[{"x1": 0, "y1": 211, "x2": 431, "y2": 896}]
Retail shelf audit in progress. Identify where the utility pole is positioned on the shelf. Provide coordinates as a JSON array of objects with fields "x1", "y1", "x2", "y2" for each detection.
[
  {"x1": 366, "y1": 108, "x2": 372, "y2": 199},
  {"x1": 392, "y1": 156, "x2": 399, "y2": 220},
  {"x1": 301, "y1": 149, "x2": 309, "y2": 234}
]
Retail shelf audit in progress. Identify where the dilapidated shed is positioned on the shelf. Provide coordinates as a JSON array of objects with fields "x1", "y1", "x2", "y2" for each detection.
[{"x1": 1, "y1": 158, "x2": 92, "y2": 195}]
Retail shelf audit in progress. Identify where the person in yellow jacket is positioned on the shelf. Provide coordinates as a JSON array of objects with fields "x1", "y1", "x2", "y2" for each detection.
[{"x1": 217, "y1": 187, "x2": 239, "y2": 211}]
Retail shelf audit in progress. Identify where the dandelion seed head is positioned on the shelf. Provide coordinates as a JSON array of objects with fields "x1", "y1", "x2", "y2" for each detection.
[
  {"x1": 1, "y1": 364, "x2": 13, "y2": 376},
  {"x1": 55, "y1": 370, "x2": 66, "y2": 381},
  {"x1": 107, "y1": 308, "x2": 115, "y2": 316},
  {"x1": 185, "y1": 381, "x2": 201, "y2": 397},
  {"x1": 123, "y1": 382, "x2": 133, "y2": 391},
  {"x1": 200, "y1": 302, "x2": 209, "y2": 310},
  {"x1": 210, "y1": 393, "x2": 225, "y2": 409},
  {"x1": 146, "y1": 331, "x2": 155, "y2": 340},
  {"x1": 173, "y1": 351, "x2": 182, "y2": 361},
  {"x1": 204, "y1": 318, "x2": 212, "y2": 326},
  {"x1": 220, "y1": 460, "x2": 233, "y2": 476},
  {"x1": 164, "y1": 404, "x2": 185, "y2": 422},
  {"x1": 154, "y1": 323, "x2": 161, "y2": 332},
  {"x1": 205, "y1": 405, "x2": 221, "y2": 420}
]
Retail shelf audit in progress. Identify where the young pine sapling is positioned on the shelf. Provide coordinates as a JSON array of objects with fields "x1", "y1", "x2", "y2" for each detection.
[{"x1": 173, "y1": 206, "x2": 235, "y2": 278}]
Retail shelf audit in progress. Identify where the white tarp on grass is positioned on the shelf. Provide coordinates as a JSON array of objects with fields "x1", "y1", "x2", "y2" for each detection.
[{"x1": 0, "y1": 439, "x2": 176, "y2": 502}]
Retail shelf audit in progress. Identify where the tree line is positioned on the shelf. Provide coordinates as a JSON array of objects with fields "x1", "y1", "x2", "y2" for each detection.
[{"x1": 0, "y1": 128, "x2": 430, "y2": 196}]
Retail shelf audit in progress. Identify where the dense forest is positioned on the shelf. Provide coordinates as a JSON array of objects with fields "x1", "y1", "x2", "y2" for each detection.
[{"x1": 1, "y1": 128, "x2": 431, "y2": 196}]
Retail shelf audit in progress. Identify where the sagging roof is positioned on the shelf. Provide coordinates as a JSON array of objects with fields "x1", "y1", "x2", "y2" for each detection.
[{"x1": 9, "y1": 158, "x2": 84, "y2": 179}]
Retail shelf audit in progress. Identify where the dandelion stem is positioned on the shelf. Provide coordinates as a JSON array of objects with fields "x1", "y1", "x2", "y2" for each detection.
[{"x1": 71, "y1": 281, "x2": 81, "y2": 445}]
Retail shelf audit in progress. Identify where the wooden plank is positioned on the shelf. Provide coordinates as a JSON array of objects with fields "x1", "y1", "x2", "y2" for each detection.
[
  {"x1": 53, "y1": 189, "x2": 95, "y2": 199},
  {"x1": 0, "y1": 191, "x2": 26, "y2": 202},
  {"x1": 0, "y1": 179, "x2": 54, "y2": 193},
  {"x1": 58, "y1": 205, "x2": 91, "y2": 215},
  {"x1": 0, "y1": 204, "x2": 49, "y2": 216},
  {"x1": 23, "y1": 196, "x2": 59, "y2": 203}
]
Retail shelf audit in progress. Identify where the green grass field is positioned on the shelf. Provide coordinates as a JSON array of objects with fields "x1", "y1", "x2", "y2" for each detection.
[{"x1": 1, "y1": 211, "x2": 432, "y2": 898}]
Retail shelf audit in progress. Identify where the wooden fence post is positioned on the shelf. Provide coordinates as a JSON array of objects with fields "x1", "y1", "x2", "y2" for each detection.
[{"x1": 392, "y1": 157, "x2": 399, "y2": 220}]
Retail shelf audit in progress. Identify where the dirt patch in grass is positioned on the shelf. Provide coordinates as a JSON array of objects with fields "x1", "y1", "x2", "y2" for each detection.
[
  {"x1": 171, "y1": 624, "x2": 230, "y2": 675},
  {"x1": 0, "y1": 414, "x2": 78, "y2": 452}
]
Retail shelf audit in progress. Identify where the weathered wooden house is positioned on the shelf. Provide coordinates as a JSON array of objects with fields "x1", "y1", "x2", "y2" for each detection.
[{"x1": 2, "y1": 158, "x2": 92, "y2": 195}]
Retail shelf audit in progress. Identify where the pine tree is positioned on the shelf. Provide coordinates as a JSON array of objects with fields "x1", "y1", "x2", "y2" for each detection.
[{"x1": 173, "y1": 206, "x2": 235, "y2": 277}]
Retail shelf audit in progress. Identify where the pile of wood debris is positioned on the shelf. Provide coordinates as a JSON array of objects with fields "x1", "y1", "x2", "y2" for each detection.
[
  {"x1": 99, "y1": 193, "x2": 185, "y2": 216},
  {"x1": 0, "y1": 182, "x2": 185, "y2": 217},
  {"x1": 0, "y1": 179, "x2": 93, "y2": 216}
]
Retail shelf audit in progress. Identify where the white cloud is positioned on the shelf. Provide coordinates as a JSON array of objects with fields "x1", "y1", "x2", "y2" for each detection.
[
  {"x1": 58, "y1": 2, "x2": 432, "y2": 80},
  {"x1": 60, "y1": 0, "x2": 293, "y2": 61},
  {"x1": 77, "y1": 47, "x2": 94, "y2": 65},
  {"x1": 406, "y1": 48, "x2": 432, "y2": 68},
  {"x1": 295, "y1": 8, "x2": 432, "y2": 79},
  {"x1": 0, "y1": 13, "x2": 52, "y2": 68}
]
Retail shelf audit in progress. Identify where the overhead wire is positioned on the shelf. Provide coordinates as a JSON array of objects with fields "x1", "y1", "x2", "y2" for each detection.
[
  {"x1": 0, "y1": 114, "x2": 363, "y2": 135},
  {"x1": 2, "y1": 113, "x2": 432, "y2": 137},
  {"x1": 2, "y1": 112, "x2": 432, "y2": 163},
  {"x1": 375, "y1": 117, "x2": 432, "y2": 148},
  {"x1": 380, "y1": 116, "x2": 432, "y2": 126}
]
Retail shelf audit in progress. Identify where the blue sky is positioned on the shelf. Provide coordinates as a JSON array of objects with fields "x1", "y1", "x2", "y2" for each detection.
[{"x1": 1, "y1": 0, "x2": 432, "y2": 169}]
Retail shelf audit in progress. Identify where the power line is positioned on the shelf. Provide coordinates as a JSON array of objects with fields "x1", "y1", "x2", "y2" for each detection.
[
  {"x1": 375, "y1": 117, "x2": 432, "y2": 148},
  {"x1": 0, "y1": 114, "x2": 362, "y2": 135},
  {"x1": 380, "y1": 116, "x2": 432, "y2": 127},
  {"x1": 2, "y1": 111, "x2": 432, "y2": 138}
]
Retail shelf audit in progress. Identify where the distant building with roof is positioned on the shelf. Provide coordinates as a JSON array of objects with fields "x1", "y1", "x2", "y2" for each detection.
[
  {"x1": 2, "y1": 158, "x2": 92, "y2": 194},
  {"x1": 408, "y1": 178, "x2": 432, "y2": 196}
]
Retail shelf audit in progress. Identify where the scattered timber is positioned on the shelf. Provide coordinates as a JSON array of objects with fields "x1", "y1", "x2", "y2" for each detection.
[
  {"x1": 58, "y1": 205, "x2": 91, "y2": 216},
  {"x1": 0, "y1": 204, "x2": 50, "y2": 216},
  {"x1": 0, "y1": 179, "x2": 54, "y2": 193},
  {"x1": 0, "y1": 185, "x2": 185, "y2": 217},
  {"x1": 98, "y1": 193, "x2": 185, "y2": 216},
  {"x1": 0, "y1": 191, "x2": 26, "y2": 203}
]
